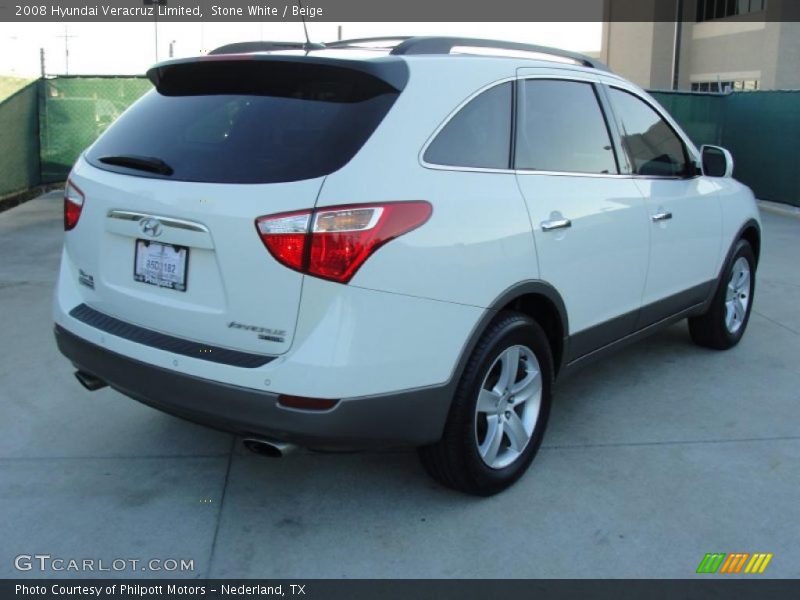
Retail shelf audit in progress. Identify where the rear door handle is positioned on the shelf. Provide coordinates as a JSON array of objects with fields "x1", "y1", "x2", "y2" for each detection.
[
  {"x1": 541, "y1": 218, "x2": 572, "y2": 231},
  {"x1": 651, "y1": 211, "x2": 673, "y2": 222}
]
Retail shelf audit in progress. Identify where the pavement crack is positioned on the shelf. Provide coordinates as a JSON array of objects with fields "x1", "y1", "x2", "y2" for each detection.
[
  {"x1": 0, "y1": 280, "x2": 54, "y2": 289},
  {"x1": 206, "y1": 436, "x2": 236, "y2": 578},
  {"x1": 753, "y1": 310, "x2": 800, "y2": 336},
  {"x1": 541, "y1": 434, "x2": 800, "y2": 451},
  {"x1": 0, "y1": 453, "x2": 230, "y2": 462}
]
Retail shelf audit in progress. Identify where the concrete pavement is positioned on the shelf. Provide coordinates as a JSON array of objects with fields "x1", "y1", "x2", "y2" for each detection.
[{"x1": 1, "y1": 193, "x2": 798, "y2": 578}]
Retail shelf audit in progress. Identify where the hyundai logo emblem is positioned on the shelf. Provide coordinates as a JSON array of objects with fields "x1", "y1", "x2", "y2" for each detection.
[{"x1": 140, "y1": 217, "x2": 163, "y2": 238}]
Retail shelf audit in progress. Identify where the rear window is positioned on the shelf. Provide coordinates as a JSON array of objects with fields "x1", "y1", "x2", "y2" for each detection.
[{"x1": 85, "y1": 61, "x2": 401, "y2": 184}]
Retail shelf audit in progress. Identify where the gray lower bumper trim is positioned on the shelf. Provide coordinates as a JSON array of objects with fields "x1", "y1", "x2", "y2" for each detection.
[
  {"x1": 69, "y1": 303, "x2": 275, "y2": 368},
  {"x1": 55, "y1": 325, "x2": 450, "y2": 449}
]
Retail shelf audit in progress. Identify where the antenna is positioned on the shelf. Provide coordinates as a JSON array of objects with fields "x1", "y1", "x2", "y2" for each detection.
[{"x1": 295, "y1": 0, "x2": 325, "y2": 52}]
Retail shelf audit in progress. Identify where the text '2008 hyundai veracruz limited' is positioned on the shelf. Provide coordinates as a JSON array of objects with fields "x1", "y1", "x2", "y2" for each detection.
[{"x1": 54, "y1": 37, "x2": 760, "y2": 495}]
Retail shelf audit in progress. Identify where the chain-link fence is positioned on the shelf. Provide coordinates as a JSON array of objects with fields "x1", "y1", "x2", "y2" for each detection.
[
  {"x1": 39, "y1": 76, "x2": 152, "y2": 183},
  {"x1": 0, "y1": 81, "x2": 41, "y2": 197},
  {"x1": 1, "y1": 75, "x2": 151, "y2": 199},
  {"x1": 651, "y1": 90, "x2": 800, "y2": 207}
]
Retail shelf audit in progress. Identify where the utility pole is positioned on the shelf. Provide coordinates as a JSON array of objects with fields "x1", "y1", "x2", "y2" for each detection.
[
  {"x1": 337, "y1": 25, "x2": 342, "y2": 41},
  {"x1": 169, "y1": 40, "x2": 176, "y2": 58},
  {"x1": 143, "y1": 0, "x2": 167, "y2": 62},
  {"x1": 55, "y1": 26, "x2": 77, "y2": 75},
  {"x1": 40, "y1": 48, "x2": 46, "y2": 78},
  {"x1": 672, "y1": 0, "x2": 684, "y2": 90}
]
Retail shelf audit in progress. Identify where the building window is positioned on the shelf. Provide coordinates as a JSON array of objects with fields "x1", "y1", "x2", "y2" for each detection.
[
  {"x1": 696, "y1": 0, "x2": 766, "y2": 22},
  {"x1": 691, "y1": 80, "x2": 760, "y2": 92}
]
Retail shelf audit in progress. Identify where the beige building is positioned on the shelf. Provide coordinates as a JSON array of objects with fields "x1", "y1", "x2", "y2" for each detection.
[{"x1": 599, "y1": 0, "x2": 800, "y2": 91}]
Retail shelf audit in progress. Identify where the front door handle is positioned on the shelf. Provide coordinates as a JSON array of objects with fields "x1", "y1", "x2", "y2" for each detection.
[
  {"x1": 651, "y1": 211, "x2": 673, "y2": 222},
  {"x1": 541, "y1": 218, "x2": 572, "y2": 231}
]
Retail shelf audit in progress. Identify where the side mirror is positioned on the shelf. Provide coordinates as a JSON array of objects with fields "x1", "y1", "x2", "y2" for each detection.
[{"x1": 701, "y1": 145, "x2": 734, "y2": 178}]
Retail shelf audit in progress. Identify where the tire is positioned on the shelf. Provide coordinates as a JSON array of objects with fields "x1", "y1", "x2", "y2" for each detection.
[
  {"x1": 419, "y1": 311, "x2": 553, "y2": 496},
  {"x1": 689, "y1": 239, "x2": 756, "y2": 350}
]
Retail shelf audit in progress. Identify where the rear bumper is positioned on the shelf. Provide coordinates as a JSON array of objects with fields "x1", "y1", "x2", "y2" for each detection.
[{"x1": 55, "y1": 325, "x2": 452, "y2": 449}]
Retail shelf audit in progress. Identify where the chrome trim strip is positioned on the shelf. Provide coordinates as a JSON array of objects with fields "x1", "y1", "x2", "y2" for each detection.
[{"x1": 107, "y1": 210, "x2": 209, "y2": 233}]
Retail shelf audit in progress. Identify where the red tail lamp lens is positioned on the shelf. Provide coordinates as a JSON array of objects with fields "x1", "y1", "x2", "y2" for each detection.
[
  {"x1": 256, "y1": 202, "x2": 431, "y2": 283},
  {"x1": 64, "y1": 179, "x2": 85, "y2": 231}
]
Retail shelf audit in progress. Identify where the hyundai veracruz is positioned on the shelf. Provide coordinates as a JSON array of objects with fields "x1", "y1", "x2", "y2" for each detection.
[{"x1": 54, "y1": 37, "x2": 760, "y2": 495}]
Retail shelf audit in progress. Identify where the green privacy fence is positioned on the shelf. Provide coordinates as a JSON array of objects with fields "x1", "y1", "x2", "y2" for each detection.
[
  {"x1": 651, "y1": 90, "x2": 800, "y2": 207},
  {"x1": 39, "y1": 76, "x2": 153, "y2": 183},
  {"x1": 0, "y1": 75, "x2": 151, "y2": 198},
  {"x1": 0, "y1": 81, "x2": 41, "y2": 197}
]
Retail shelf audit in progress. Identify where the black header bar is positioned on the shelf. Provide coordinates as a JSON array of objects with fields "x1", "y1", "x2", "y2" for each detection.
[{"x1": 3, "y1": 0, "x2": 800, "y2": 23}]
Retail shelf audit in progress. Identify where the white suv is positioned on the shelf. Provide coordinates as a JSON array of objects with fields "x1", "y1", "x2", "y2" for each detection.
[{"x1": 54, "y1": 37, "x2": 760, "y2": 495}]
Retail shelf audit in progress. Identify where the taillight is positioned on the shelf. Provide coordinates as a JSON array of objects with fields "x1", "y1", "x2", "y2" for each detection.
[
  {"x1": 255, "y1": 202, "x2": 432, "y2": 284},
  {"x1": 64, "y1": 179, "x2": 85, "y2": 231}
]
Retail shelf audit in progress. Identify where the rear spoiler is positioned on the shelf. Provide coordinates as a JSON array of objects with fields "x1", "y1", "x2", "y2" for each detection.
[{"x1": 146, "y1": 55, "x2": 410, "y2": 96}]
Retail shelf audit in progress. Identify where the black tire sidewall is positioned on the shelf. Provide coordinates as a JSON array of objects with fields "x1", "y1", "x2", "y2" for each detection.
[
  {"x1": 717, "y1": 240, "x2": 756, "y2": 345},
  {"x1": 456, "y1": 314, "x2": 553, "y2": 492}
]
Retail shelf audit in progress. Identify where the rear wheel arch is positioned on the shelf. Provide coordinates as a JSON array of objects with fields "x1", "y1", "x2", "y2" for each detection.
[
  {"x1": 458, "y1": 281, "x2": 568, "y2": 381},
  {"x1": 499, "y1": 291, "x2": 566, "y2": 378}
]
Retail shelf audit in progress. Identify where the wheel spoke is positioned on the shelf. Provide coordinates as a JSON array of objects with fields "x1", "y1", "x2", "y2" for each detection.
[
  {"x1": 736, "y1": 269, "x2": 750, "y2": 293},
  {"x1": 479, "y1": 417, "x2": 504, "y2": 465},
  {"x1": 725, "y1": 300, "x2": 736, "y2": 330},
  {"x1": 509, "y1": 369, "x2": 541, "y2": 405},
  {"x1": 734, "y1": 297, "x2": 745, "y2": 322},
  {"x1": 476, "y1": 388, "x2": 501, "y2": 413},
  {"x1": 493, "y1": 346, "x2": 519, "y2": 394},
  {"x1": 505, "y1": 411, "x2": 529, "y2": 452}
]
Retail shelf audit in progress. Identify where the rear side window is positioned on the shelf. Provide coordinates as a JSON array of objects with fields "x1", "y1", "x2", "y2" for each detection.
[
  {"x1": 86, "y1": 61, "x2": 401, "y2": 184},
  {"x1": 607, "y1": 87, "x2": 690, "y2": 177},
  {"x1": 515, "y1": 79, "x2": 618, "y2": 174},
  {"x1": 424, "y1": 82, "x2": 512, "y2": 169}
]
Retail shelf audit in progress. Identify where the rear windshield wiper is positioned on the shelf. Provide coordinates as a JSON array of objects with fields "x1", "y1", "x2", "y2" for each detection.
[{"x1": 98, "y1": 154, "x2": 174, "y2": 176}]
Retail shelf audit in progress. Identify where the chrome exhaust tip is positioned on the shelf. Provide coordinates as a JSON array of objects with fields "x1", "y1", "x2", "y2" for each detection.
[
  {"x1": 242, "y1": 437, "x2": 297, "y2": 458},
  {"x1": 74, "y1": 370, "x2": 108, "y2": 392}
]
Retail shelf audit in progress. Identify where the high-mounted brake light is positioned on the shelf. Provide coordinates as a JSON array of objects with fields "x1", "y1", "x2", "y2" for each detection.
[
  {"x1": 255, "y1": 202, "x2": 432, "y2": 284},
  {"x1": 64, "y1": 179, "x2": 85, "y2": 231}
]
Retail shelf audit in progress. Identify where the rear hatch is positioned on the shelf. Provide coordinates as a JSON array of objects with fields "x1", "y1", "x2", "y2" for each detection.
[{"x1": 65, "y1": 56, "x2": 406, "y2": 356}]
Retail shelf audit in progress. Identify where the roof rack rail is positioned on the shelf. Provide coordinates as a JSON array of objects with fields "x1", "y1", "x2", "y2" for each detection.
[
  {"x1": 208, "y1": 36, "x2": 608, "y2": 71},
  {"x1": 208, "y1": 40, "x2": 324, "y2": 55},
  {"x1": 325, "y1": 36, "x2": 413, "y2": 49},
  {"x1": 389, "y1": 37, "x2": 608, "y2": 70}
]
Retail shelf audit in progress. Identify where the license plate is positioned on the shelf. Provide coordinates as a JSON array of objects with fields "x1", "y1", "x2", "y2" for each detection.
[{"x1": 134, "y1": 240, "x2": 189, "y2": 292}]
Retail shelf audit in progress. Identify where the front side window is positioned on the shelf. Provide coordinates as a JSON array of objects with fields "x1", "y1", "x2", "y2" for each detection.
[
  {"x1": 424, "y1": 82, "x2": 512, "y2": 169},
  {"x1": 607, "y1": 88, "x2": 691, "y2": 177},
  {"x1": 514, "y1": 79, "x2": 618, "y2": 174}
]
